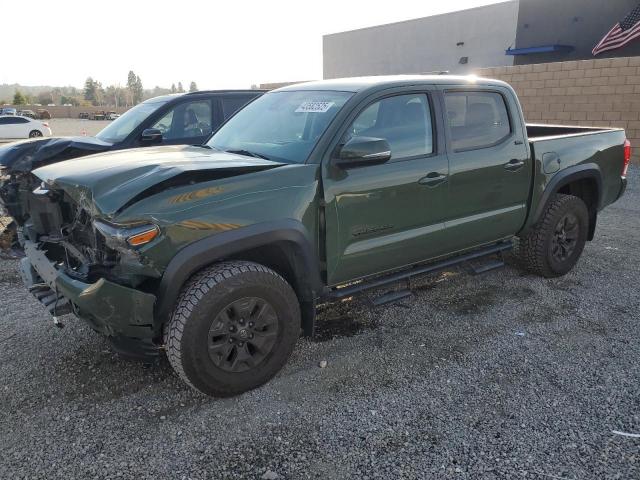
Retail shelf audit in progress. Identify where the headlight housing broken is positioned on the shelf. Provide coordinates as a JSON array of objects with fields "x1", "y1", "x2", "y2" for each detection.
[{"x1": 93, "y1": 220, "x2": 160, "y2": 249}]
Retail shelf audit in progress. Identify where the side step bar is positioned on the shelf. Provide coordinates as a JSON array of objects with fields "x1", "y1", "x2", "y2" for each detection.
[
  {"x1": 371, "y1": 289, "x2": 413, "y2": 307},
  {"x1": 329, "y1": 241, "x2": 512, "y2": 301}
]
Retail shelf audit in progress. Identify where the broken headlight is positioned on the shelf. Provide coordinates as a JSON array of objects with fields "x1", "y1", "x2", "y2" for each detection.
[{"x1": 93, "y1": 220, "x2": 160, "y2": 249}]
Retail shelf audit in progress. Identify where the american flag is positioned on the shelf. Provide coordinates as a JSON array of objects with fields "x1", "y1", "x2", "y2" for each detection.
[{"x1": 593, "y1": 3, "x2": 640, "y2": 56}]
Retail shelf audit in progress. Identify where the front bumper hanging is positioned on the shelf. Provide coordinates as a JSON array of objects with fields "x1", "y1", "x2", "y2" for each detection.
[{"x1": 20, "y1": 240, "x2": 157, "y2": 341}]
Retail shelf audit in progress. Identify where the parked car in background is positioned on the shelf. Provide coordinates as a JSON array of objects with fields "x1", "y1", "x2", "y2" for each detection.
[
  {"x1": 78, "y1": 112, "x2": 90, "y2": 119},
  {"x1": 6, "y1": 76, "x2": 629, "y2": 396},
  {"x1": 17, "y1": 110, "x2": 36, "y2": 119},
  {"x1": 0, "y1": 116, "x2": 51, "y2": 139},
  {"x1": 37, "y1": 109, "x2": 51, "y2": 120},
  {"x1": 0, "y1": 89, "x2": 264, "y2": 236},
  {"x1": 107, "y1": 112, "x2": 120, "y2": 120},
  {"x1": 0, "y1": 108, "x2": 17, "y2": 116}
]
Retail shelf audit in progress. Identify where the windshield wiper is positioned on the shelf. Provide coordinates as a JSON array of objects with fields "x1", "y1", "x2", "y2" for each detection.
[{"x1": 225, "y1": 149, "x2": 271, "y2": 160}]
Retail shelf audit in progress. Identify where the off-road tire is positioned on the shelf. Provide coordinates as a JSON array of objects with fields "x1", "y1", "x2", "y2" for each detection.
[
  {"x1": 515, "y1": 194, "x2": 589, "y2": 278},
  {"x1": 164, "y1": 261, "x2": 300, "y2": 396}
]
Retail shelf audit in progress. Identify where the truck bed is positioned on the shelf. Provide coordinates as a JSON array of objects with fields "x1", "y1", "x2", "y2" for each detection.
[
  {"x1": 524, "y1": 123, "x2": 626, "y2": 232},
  {"x1": 526, "y1": 123, "x2": 620, "y2": 140}
]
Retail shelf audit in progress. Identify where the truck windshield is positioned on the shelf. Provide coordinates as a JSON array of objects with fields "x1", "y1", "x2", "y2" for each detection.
[
  {"x1": 96, "y1": 100, "x2": 167, "y2": 143},
  {"x1": 208, "y1": 90, "x2": 353, "y2": 163}
]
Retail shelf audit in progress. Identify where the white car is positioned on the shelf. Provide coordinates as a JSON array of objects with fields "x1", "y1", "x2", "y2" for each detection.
[{"x1": 0, "y1": 116, "x2": 52, "y2": 139}]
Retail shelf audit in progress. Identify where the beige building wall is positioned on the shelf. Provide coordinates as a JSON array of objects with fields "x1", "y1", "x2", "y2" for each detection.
[{"x1": 475, "y1": 56, "x2": 640, "y2": 163}]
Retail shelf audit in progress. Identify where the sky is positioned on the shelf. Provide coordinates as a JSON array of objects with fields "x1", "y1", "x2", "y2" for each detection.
[{"x1": 2, "y1": 0, "x2": 505, "y2": 89}]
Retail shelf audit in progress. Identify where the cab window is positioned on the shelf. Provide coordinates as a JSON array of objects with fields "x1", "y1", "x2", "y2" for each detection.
[
  {"x1": 151, "y1": 100, "x2": 212, "y2": 140},
  {"x1": 344, "y1": 94, "x2": 433, "y2": 161}
]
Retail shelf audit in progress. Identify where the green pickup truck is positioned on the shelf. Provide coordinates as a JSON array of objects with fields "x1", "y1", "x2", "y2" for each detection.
[{"x1": 13, "y1": 76, "x2": 630, "y2": 396}]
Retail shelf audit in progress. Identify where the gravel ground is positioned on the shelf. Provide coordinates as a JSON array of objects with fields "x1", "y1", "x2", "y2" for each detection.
[{"x1": 0, "y1": 168, "x2": 638, "y2": 479}]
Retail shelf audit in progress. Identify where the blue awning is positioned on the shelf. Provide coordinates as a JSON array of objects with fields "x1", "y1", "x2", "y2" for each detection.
[{"x1": 505, "y1": 45, "x2": 575, "y2": 55}]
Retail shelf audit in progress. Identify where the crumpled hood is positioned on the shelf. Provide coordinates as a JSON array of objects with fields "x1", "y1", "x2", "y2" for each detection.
[
  {"x1": 33, "y1": 145, "x2": 285, "y2": 217},
  {"x1": 0, "y1": 136, "x2": 113, "y2": 172}
]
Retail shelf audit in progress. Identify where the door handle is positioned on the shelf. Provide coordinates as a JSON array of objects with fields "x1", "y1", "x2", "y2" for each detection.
[
  {"x1": 504, "y1": 159, "x2": 525, "y2": 171},
  {"x1": 419, "y1": 172, "x2": 448, "y2": 186}
]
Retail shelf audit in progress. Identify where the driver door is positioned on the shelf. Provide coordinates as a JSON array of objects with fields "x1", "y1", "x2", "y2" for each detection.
[
  {"x1": 146, "y1": 99, "x2": 213, "y2": 146},
  {"x1": 322, "y1": 89, "x2": 450, "y2": 285}
]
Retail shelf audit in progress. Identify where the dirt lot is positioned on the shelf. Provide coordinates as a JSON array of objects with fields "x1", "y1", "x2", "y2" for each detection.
[
  {"x1": 0, "y1": 169, "x2": 638, "y2": 479},
  {"x1": 0, "y1": 118, "x2": 110, "y2": 144},
  {"x1": 45, "y1": 118, "x2": 111, "y2": 137}
]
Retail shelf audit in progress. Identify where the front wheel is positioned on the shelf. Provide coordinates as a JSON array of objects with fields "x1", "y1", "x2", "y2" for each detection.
[
  {"x1": 29, "y1": 130, "x2": 43, "y2": 138},
  {"x1": 164, "y1": 261, "x2": 301, "y2": 396},
  {"x1": 515, "y1": 194, "x2": 589, "y2": 278}
]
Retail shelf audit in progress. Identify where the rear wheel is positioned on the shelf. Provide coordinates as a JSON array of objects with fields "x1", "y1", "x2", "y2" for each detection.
[
  {"x1": 28, "y1": 130, "x2": 43, "y2": 138},
  {"x1": 515, "y1": 194, "x2": 589, "y2": 278},
  {"x1": 164, "y1": 261, "x2": 300, "y2": 396}
]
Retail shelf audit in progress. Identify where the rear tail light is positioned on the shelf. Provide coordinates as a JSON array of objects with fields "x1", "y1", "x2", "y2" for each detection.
[
  {"x1": 42, "y1": 122, "x2": 49, "y2": 127},
  {"x1": 623, "y1": 139, "x2": 631, "y2": 177}
]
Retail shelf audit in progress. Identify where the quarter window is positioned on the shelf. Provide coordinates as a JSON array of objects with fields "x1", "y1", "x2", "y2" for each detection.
[
  {"x1": 344, "y1": 94, "x2": 433, "y2": 160},
  {"x1": 444, "y1": 91, "x2": 511, "y2": 151}
]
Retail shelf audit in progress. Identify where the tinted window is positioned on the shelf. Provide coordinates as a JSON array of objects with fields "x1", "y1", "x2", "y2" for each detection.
[
  {"x1": 344, "y1": 94, "x2": 433, "y2": 160},
  {"x1": 444, "y1": 91, "x2": 511, "y2": 151},
  {"x1": 0, "y1": 117, "x2": 22, "y2": 124},
  {"x1": 221, "y1": 96, "x2": 255, "y2": 119},
  {"x1": 15, "y1": 117, "x2": 30, "y2": 123},
  {"x1": 208, "y1": 90, "x2": 352, "y2": 163},
  {"x1": 152, "y1": 100, "x2": 212, "y2": 140}
]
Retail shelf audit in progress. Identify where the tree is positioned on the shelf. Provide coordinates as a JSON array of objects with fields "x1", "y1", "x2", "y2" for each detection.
[
  {"x1": 177, "y1": 82, "x2": 184, "y2": 93},
  {"x1": 127, "y1": 71, "x2": 143, "y2": 105},
  {"x1": 13, "y1": 90, "x2": 26, "y2": 105},
  {"x1": 171, "y1": 83, "x2": 177, "y2": 94},
  {"x1": 189, "y1": 81, "x2": 198, "y2": 92},
  {"x1": 84, "y1": 77, "x2": 97, "y2": 104}
]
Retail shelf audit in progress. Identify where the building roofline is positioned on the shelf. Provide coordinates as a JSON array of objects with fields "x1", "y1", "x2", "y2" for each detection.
[{"x1": 323, "y1": 1, "x2": 517, "y2": 38}]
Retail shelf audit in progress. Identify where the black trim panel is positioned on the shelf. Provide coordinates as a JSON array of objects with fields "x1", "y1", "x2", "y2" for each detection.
[
  {"x1": 154, "y1": 219, "x2": 324, "y2": 327},
  {"x1": 531, "y1": 163, "x2": 603, "y2": 226}
]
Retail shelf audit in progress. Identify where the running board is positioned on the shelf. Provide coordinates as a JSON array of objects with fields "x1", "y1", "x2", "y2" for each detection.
[
  {"x1": 467, "y1": 257, "x2": 505, "y2": 275},
  {"x1": 329, "y1": 241, "x2": 512, "y2": 300},
  {"x1": 371, "y1": 289, "x2": 412, "y2": 307}
]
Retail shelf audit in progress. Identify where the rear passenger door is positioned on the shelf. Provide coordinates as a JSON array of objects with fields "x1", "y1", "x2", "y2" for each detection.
[
  {"x1": 439, "y1": 87, "x2": 531, "y2": 251},
  {"x1": 148, "y1": 99, "x2": 213, "y2": 146}
]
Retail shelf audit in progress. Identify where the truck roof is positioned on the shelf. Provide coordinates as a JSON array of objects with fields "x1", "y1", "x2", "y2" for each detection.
[
  {"x1": 143, "y1": 90, "x2": 266, "y2": 104},
  {"x1": 275, "y1": 75, "x2": 510, "y2": 93}
]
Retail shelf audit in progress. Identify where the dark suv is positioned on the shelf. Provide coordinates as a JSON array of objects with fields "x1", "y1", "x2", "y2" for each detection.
[{"x1": 0, "y1": 90, "x2": 264, "y2": 249}]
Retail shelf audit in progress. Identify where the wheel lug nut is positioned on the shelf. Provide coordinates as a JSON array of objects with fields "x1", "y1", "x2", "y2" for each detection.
[
  {"x1": 249, "y1": 322, "x2": 254, "y2": 327},
  {"x1": 239, "y1": 342, "x2": 244, "y2": 347},
  {"x1": 228, "y1": 338, "x2": 234, "y2": 343}
]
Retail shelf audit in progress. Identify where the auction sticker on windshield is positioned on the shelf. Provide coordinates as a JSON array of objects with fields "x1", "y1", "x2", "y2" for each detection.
[{"x1": 295, "y1": 101, "x2": 335, "y2": 113}]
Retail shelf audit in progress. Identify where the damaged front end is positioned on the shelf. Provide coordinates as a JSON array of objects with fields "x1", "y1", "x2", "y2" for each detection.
[{"x1": 20, "y1": 181, "x2": 162, "y2": 356}]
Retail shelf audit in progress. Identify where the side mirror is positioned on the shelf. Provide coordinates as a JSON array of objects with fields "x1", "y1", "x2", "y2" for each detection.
[
  {"x1": 140, "y1": 128, "x2": 163, "y2": 143},
  {"x1": 335, "y1": 136, "x2": 391, "y2": 168}
]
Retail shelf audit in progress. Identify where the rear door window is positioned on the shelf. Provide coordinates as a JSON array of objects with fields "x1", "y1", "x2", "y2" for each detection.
[{"x1": 444, "y1": 91, "x2": 511, "y2": 151}]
